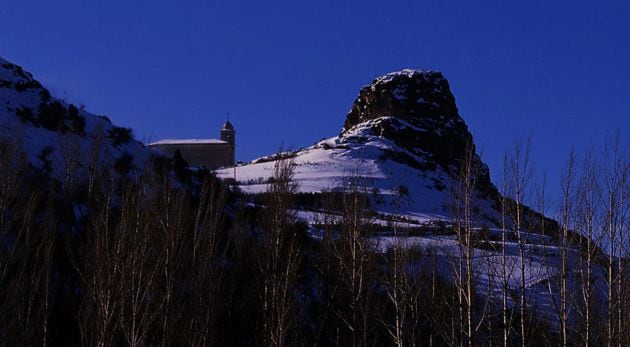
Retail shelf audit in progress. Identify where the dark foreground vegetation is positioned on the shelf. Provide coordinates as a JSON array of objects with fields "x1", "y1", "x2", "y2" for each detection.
[{"x1": 0, "y1": 130, "x2": 628, "y2": 347}]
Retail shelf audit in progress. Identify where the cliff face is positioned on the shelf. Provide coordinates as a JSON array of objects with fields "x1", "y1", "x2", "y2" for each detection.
[
  {"x1": 343, "y1": 70, "x2": 460, "y2": 131},
  {"x1": 343, "y1": 69, "x2": 495, "y2": 194}
]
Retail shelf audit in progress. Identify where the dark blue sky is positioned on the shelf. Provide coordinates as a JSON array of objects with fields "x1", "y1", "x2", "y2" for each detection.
[{"x1": 1, "y1": 0, "x2": 628, "y2": 198}]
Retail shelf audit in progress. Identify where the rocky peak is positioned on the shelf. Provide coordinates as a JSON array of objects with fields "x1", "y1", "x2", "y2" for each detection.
[
  {"x1": 342, "y1": 69, "x2": 495, "y2": 194},
  {"x1": 343, "y1": 69, "x2": 462, "y2": 132}
]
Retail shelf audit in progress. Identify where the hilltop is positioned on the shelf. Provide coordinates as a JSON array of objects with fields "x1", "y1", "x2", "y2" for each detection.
[
  {"x1": 0, "y1": 56, "x2": 150, "y2": 178},
  {"x1": 218, "y1": 69, "x2": 501, "y2": 225}
]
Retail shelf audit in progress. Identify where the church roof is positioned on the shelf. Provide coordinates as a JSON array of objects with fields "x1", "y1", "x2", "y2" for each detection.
[
  {"x1": 222, "y1": 120, "x2": 234, "y2": 130},
  {"x1": 148, "y1": 139, "x2": 227, "y2": 146}
]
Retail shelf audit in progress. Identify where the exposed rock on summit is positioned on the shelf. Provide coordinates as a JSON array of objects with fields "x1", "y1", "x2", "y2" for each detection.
[
  {"x1": 343, "y1": 70, "x2": 460, "y2": 132},
  {"x1": 342, "y1": 69, "x2": 494, "y2": 194}
]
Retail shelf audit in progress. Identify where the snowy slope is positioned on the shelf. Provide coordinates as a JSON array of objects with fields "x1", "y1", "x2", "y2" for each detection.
[
  {"x1": 216, "y1": 113, "x2": 584, "y2": 303},
  {"x1": 0, "y1": 56, "x2": 150, "y2": 177},
  {"x1": 372, "y1": 230, "x2": 604, "y2": 320},
  {"x1": 216, "y1": 69, "x2": 608, "y2": 323},
  {"x1": 217, "y1": 116, "x2": 500, "y2": 225},
  {"x1": 217, "y1": 69, "x2": 504, "y2": 225}
]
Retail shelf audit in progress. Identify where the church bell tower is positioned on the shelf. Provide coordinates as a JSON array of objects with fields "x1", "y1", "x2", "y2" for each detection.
[
  {"x1": 220, "y1": 120, "x2": 235, "y2": 147},
  {"x1": 220, "y1": 120, "x2": 236, "y2": 164}
]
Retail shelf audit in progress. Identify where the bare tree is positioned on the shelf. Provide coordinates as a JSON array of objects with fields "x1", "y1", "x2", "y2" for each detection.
[
  {"x1": 557, "y1": 149, "x2": 577, "y2": 347},
  {"x1": 447, "y1": 141, "x2": 489, "y2": 347},
  {"x1": 617, "y1": 151, "x2": 628, "y2": 347},
  {"x1": 57, "y1": 133, "x2": 82, "y2": 196},
  {"x1": 317, "y1": 170, "x2": 381, "y2": 346},
  {"x1": 380, "y1": 206, "x2": 407, "y2": 347},
  {"x1": 256, "y1": 157, "x2": 302, "y2": 346},
  {"x1": 499, "y1": 154, "x2": 514, "y2": 347},
  {"x1": 380, "y1": 191, "x2": 424, "y2": 347},
  {"x1": 574, "y1": 147, "x2": 603, "y2": 346},
  {"x1": 0, "y1": 129, "x2": 55, "y2": 346},
  {"x1": 504, "y1": 136, "x2": 533, "y2": 347},
  {"x1": 601, "y1": 134, "x2": 626, "y2": 347},
  {"x1": 72, "y1": 173, "x2": 119, "y2": 346},
  {"x1": 73, "y1": 166, "x2": 162, "y2": 347},
  {"x1": 116, "y1": 171, "x2": 165, "y2": 347},
  {"x1": 184, "y1": 175, "x2": 227, "y2": 347},
  {"x1": 151, "y1": 181, "x2": 189, "y2": 346}
]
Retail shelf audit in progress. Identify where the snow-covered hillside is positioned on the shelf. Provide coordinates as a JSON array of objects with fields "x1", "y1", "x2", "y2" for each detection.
[
  {"x1": 217, "y1": 69, "x2": 501, "y2": 225},
  {"x1": 0, "y1": 56, "x2": 150, "y2": 178},
  {"x1": 215, "y1": 69, "x2": 609, "y2": 325},
  {"x1": 218, "y1": 116, "x2": 500, "y2": 225}
]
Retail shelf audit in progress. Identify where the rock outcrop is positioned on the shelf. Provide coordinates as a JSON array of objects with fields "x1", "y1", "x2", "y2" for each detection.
[{"x1": 342, "y1": 69, "x2": 495, "y2": 194}]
